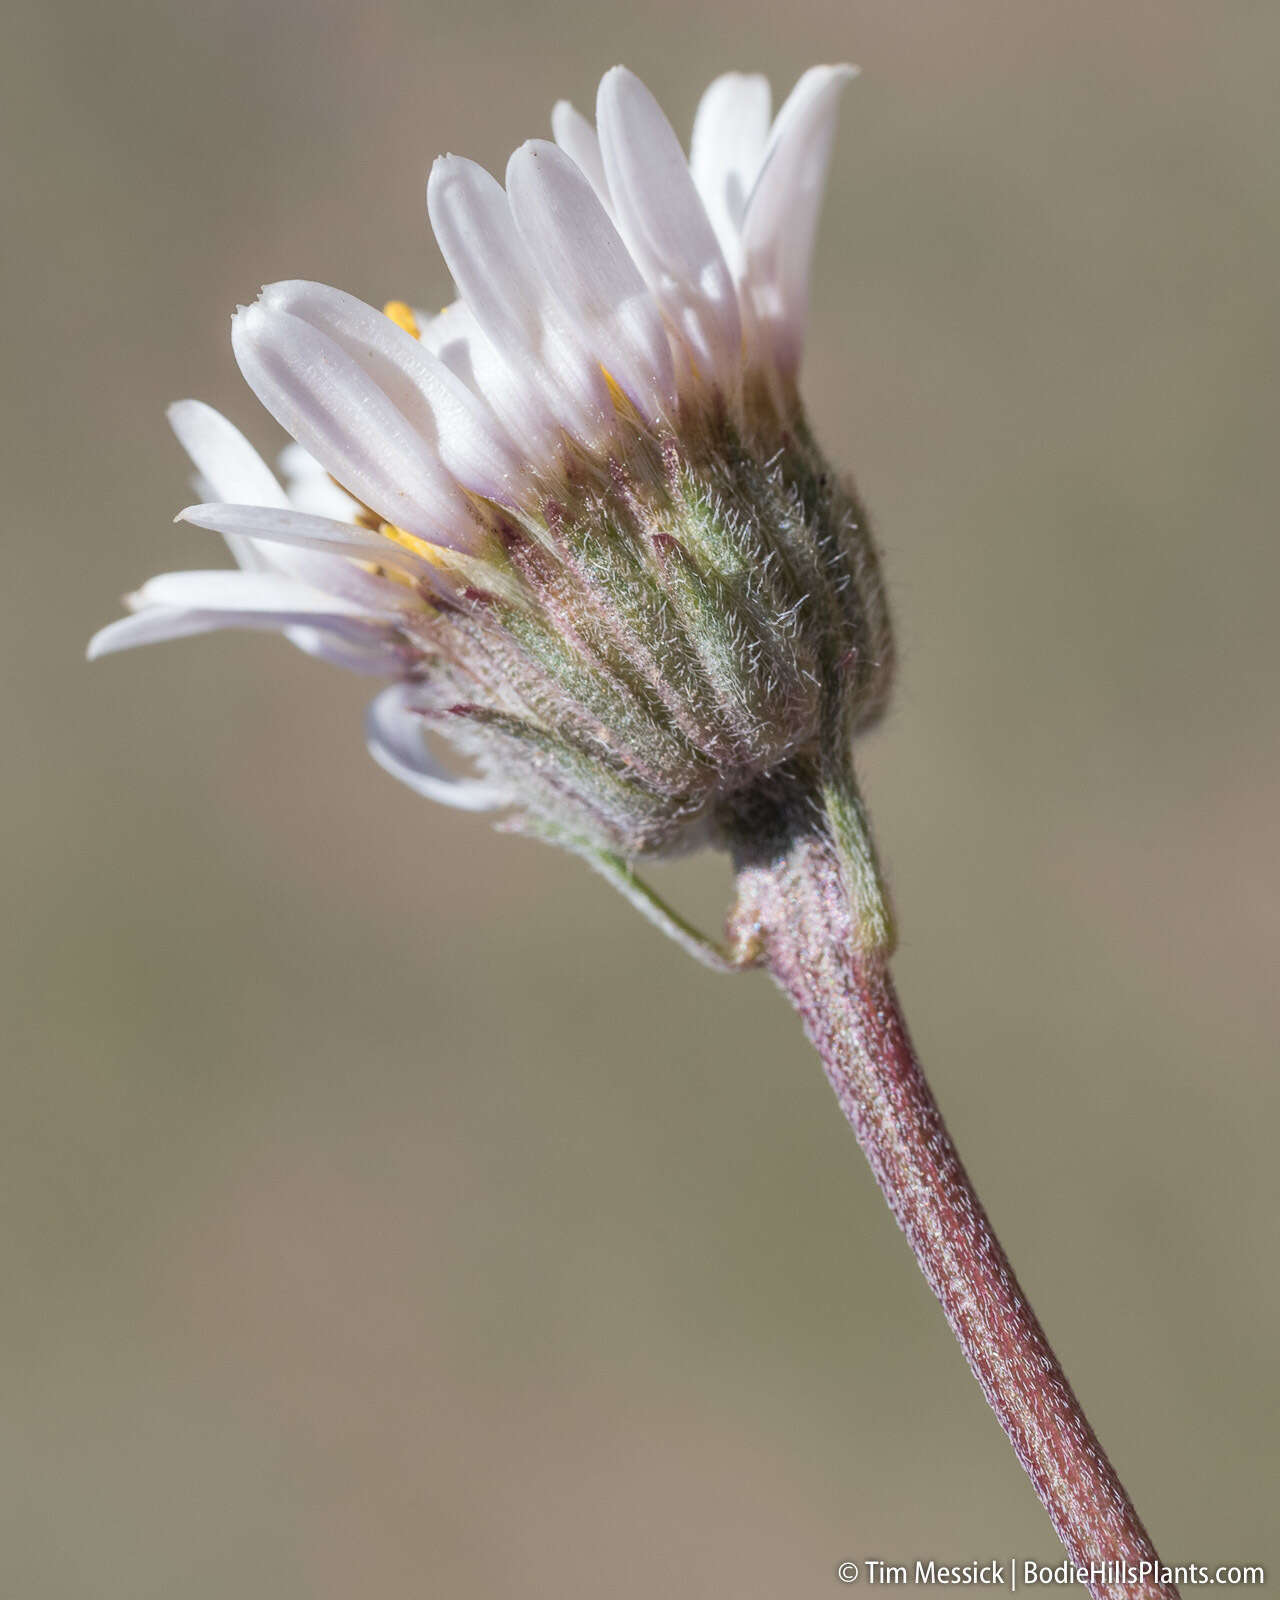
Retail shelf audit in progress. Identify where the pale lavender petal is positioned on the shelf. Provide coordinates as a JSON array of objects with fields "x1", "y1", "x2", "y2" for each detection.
[
  {"x1": 177, "y1": 503, "x2": 431, "y2": 578},
  {"x1": 506, "y1": 140, "x2": 677, "y2": 424},
  {"x1": 596, "y1": 66, "x2": 742, "y2": 390},
  {"x1": 550, "y1": 100, "x2": 612, "y2": 212},
  {"x1": 427, "y1": 155, "x2": 613, "y2": 450},
  {"x1": 689, "y1": 72, "x2": 772, "y2": 269},
  {"x1": 137, "y1": 568, "x2": 399, "y2": 621},
  {"x1": 258, "y1": 281, "x2": 523, "y2": 503},
  {"x1": 167, "y1": 399, "x2": 287, "y2": 574},
  {"x1": 167, "y1": 400, "x2": 289, "y2": 509},
  {"x1": 88, "y1": 569, "x2": 403, "y2": 661},
  {"x1": 88, "y1": 609, "x2": 246, "y2": 659},
  {"x1": 740, "y1": 64, "x2": 857, "y2": 377},
  {"x1": 366, "y1": 682, "x2": 511, "y2": 812},
  {"x1": 232, "y1": 302, "x2": 480, "y2": 547},
  {"x1": 419, "y1": 299, "x2": 561, "y2": 464}
]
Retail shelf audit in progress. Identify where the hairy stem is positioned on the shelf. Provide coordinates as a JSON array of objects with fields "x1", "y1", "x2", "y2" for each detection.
[{"x1": 720, "y1": 768, "x2": 1178, "y2": 1600}]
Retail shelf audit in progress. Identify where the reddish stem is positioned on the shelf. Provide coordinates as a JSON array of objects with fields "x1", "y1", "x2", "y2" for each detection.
[{"x1": 723, "y1": 775, "x2": 1178, "y2": 1600}]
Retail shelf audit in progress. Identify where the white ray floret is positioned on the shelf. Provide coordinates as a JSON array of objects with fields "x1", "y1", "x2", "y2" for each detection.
[
  {"x1": 596, "y1": 66, "x2": 743, "y2": 393},
  {"x1": 740, "y1": 64, "x2": 858, "y2": 377},
  {"x1": 550, "y1": 100, "x2": 613, "y2": 215},
  {"x1": 366, "y1": 682, "x2": 512, "y2": 813},
  {"x1": 505, "y1": 140, "x2": 677, "y2": 424},
  {"x1": 177, "y1": 503, "x2": 425, "y2": 572},
  {"x1": 428, "y1": 154, "x2": 617, "y2": 453},
  {"x1": 690, "y1": 71, "x2": 772, "y2": 273},
  {"x1": 418, "y1": 297, "x2": 564, "y2": 466},
  {"x1": 87, "y1": 570, "x2": 398, "y2": 660},
  {"x1": 257, "y1": 280, "x2": 523, "y2": 504},
  {"x1": 232, "y1": 302, "x2": 482, "y2": 547},
  {"x1": 87, "y1": 403, "x2": 419, "y2": 673}
]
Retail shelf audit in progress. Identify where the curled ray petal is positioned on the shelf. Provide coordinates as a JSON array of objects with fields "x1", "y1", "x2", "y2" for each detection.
[
  {"x1": 595, "y1": 66, "x2": 742, "y2": 391},
  {"x1": 366, "y1": 683, "x2": 511, "y2": 812},
  {"x1": 740, "y1": 63, "x2": 857, "y2": 378},
  {"x1": 689, "y1": 72, "x2": 772, "y2": 270},
  {"x1": 258, "y1": 280, "x2": 522, "y2": 503},
  {"x1": 550, "y1": 100, "x2": 613, "y2": 213},
  {"x1": 506, "y1": 140, "x2": 677, "y2": 425},
  {"x1": 427, "y1": 155, "x2": 613, "y2": 450},
  {"x1": 419, "y1": 299, "x2": 562, "y2": 465},
  {"x1": 232, "y1": 302, "x2": 480, "y2": 548}
]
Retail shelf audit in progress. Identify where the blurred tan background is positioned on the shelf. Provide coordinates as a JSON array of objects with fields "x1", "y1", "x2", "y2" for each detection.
[{"x1": 5, "y1": 1, "x2": 1277, "y2": 1594}]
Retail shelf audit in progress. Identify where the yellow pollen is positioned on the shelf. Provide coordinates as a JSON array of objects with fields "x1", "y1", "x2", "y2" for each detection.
[
  {"x1": 380, "y1": 522, "x2": 450, "y2": 568},
  {"x1": 599, "y1": 365, "x2": 629, "y2": 411},
  {"x1": 382, "y1": 300, "x2": 420, "y2": 339}
]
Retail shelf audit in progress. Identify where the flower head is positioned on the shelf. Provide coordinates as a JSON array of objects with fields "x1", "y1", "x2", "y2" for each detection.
[{"x1": 91, "y1": 65, "x2": 893, "y2": 866}]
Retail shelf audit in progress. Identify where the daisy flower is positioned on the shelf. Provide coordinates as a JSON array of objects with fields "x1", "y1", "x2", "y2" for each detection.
[{"x1": 90, "y1": 64, "x2": 891, "y2": 856}]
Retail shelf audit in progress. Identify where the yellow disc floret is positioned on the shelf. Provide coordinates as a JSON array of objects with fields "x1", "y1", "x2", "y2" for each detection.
[
  {"x1": 382, "y1": 300, "x2": 421, "y2": 339},
  {"x1": 380, "y1": 522, "x2": 451, "y2": 567}
]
